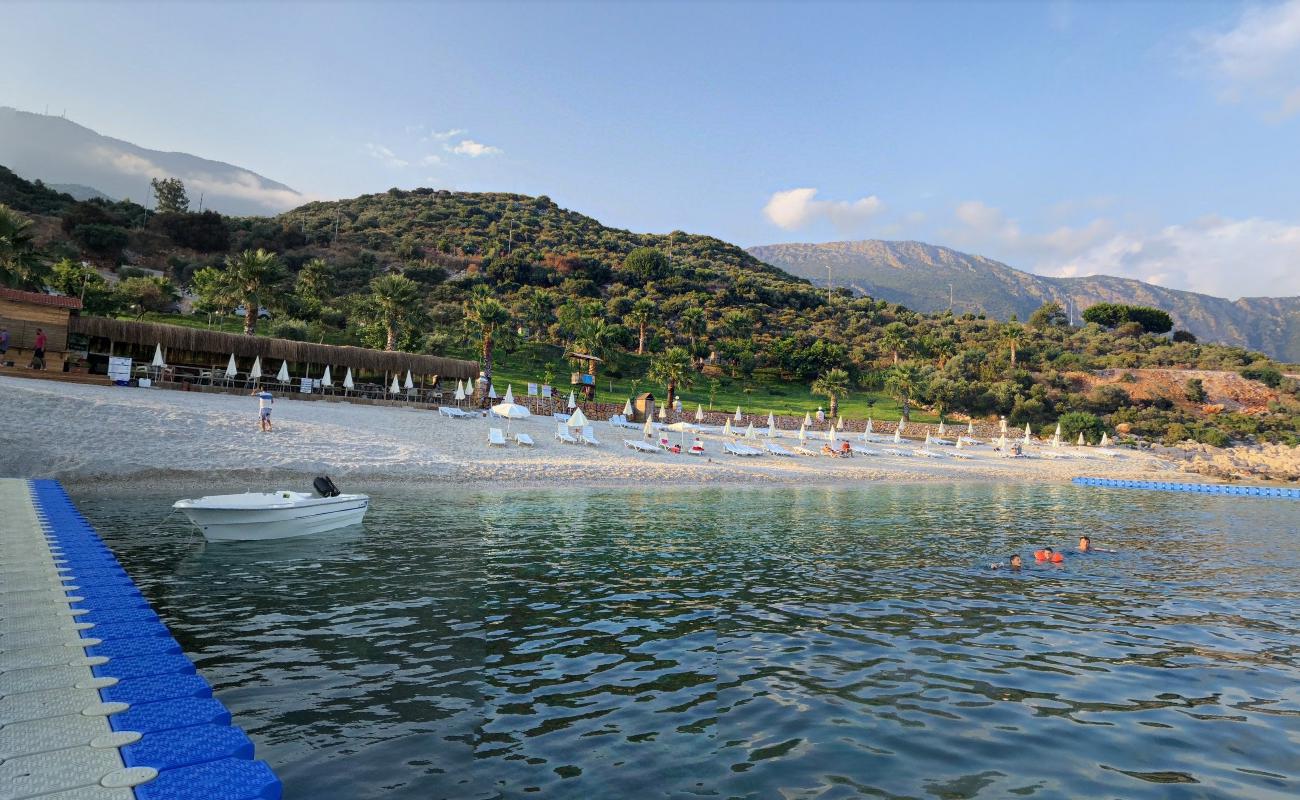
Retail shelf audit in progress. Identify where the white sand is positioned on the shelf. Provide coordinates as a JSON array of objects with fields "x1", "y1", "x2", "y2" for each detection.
[{"x1": 0, "y1": 376, "x2": 1180, "y2": 490}]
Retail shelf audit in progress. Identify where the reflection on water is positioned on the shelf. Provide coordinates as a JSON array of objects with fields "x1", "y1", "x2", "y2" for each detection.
[{"x1": 76, "y1": 484, "x2": 1300, "y2": 799}]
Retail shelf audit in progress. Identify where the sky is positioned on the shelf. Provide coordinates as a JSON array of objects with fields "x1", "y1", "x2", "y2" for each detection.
[{"x1": 3, "y1": 0, "x2": 1300, "y2": 299}]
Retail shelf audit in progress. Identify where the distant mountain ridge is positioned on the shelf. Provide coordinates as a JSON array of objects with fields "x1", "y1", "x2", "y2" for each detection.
[
  {"x1": 0, "y1": 107, "x2": 305, "y2": 216},
  {"x1": 747, "y1": 240, "x2": 1300, "y2": 362}
]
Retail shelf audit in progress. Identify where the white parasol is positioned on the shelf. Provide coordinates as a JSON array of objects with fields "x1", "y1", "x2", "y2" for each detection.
[
  {"x1": 405, "y1": 370, "x2": 414, "y2": 390},
  {"x1": 151, "y1": 343, "x2": 166, "y2": 368},
  {"x1": 276, "y1": 361, "x2": 290, "y2": 383},
  {"x1": 249, "y1": 356, "x2": 262, "y2": 381},
  {"x1": 343, "y1": 368, "x2": 354, "y2": 390},
  {"x1": 224, "y1": 353, "x2": 238, "y2": 380}
]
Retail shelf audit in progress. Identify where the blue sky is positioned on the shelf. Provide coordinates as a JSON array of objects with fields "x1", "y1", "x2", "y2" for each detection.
[{"x1": 4, "y1": 0, "x2": 1300, "y2": 298}]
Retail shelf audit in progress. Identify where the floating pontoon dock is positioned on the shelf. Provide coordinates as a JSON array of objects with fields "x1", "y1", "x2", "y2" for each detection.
[{"x1": 0, "y1": 478, "x2": 281, "y2": 799}]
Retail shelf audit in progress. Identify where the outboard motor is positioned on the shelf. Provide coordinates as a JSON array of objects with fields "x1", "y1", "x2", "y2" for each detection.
[{"x1": 313, "y1": 475, "x2": 341, "y2": 498}]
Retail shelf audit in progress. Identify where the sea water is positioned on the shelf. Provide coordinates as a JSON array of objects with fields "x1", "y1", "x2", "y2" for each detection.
[{"x1": 76, "y1": 483, "x2": 1300, "y2": 799}]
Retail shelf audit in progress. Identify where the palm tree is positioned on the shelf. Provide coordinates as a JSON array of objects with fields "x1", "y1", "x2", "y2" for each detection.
[
  {"x1": 648, "y1": 346, "x2": 694, "y2": 409},
  {"x1": 885, "y1": 362, "x2": 929, "y2": 422},
  {"x1": 369, "y1": 274, "x2": 423, "y2": 351},
  {"x1": 466, "y1": 289, "x2": 511, "y2": 384},
  {"x1": 623, "y1": 298, "x2": 657, "y2": 355},
  {"x1": 1002, "y1": 322, "x2": 1024, "y2": 368},
  {"x1": 880, "y1": 322, "x2": 911, "y2": 365},
  {"x1": 811, "y1": 368, "x2": 851, "y2": 418},
  {"x1": 223, "y1": 249, "x2": 284, "y2": 335},
  {"x1": 0, "y1": 205, "x2": 46, "y2": 289}
]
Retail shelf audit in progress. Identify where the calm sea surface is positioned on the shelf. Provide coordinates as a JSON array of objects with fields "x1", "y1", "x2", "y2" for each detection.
[{"x1": 75, "y1": 483, "x2": 1300, "y2": 800}]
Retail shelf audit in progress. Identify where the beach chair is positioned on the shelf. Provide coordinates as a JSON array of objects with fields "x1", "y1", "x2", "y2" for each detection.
[
  {"x1": 488, "y1": 428, "x2": 507, "y2": 447},
  {"x1": 624, "y1": 439, "x2": 659, "y2": 453},
  {"x1": 765, "y1": 442, "x2": 795, "y2": 457},
  {"x1": 556, "y1": 423, "x2": 579, "y2": 444},
  {"x1": 516, "y1": 433, "x2": 535, "y2": 447},
  {"x1": 580, "y1": 426, "x2": 602, "y2": 446}
]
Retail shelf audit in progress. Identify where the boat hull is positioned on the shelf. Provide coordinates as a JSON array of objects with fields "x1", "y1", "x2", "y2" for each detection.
[{"x1": 176, "y1": 495, "x2": 370, "y2": 542}]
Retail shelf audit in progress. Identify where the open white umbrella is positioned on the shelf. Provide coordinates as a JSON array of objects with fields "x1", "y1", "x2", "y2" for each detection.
[
  {"x1": 321, "y1": 365, "x2": 332, "y2": 386},
  {"x1": 277, "y1": 361, "x2": 290, "y2": 383},
  {"x1": 454, "y1": 381, "x2": 466, "y2": 401},
  {"x1": 658, "y1": 404, "x2": 666, "y2": 420},
  {"x1": 568, "y1": 407, "x2": 589, "y2": 428},
  {"x1": 405, "y1": 370, "x2": 414, "y2": 390},
  {"x1": 623, "y1": 398, "x2": 633, "y2": 416},
  {"x1": 151, "y1": 343, "x2": 166, "y2": 368},
  {"x1": 745, "y1": 421, "x2": 755, "y2": 439},
  {"x1": 723, "y1": 419, "x2": 733, "y2": 437},
  {"x1": 224, "y1": 354, "x2": 238, "y2": 380},
  {"x1": 249, "y1": 356, "x2": 263, "y2": 381},
  {"x1": 389, "y1": 375, "x2": 401, "y2": 394},
  {"x1": 695, "y1": 404, "x2": 704, "y2": 422},
  {"x1": 734, "y1": 406, "x2": 743, "y2": 422},
  {"x1": 567, "y1": 390, "x2": 576, "y2": 410},
  {"x1": 1023, "y1": 423, "x2": 1032, "y2": 445},
  {"x1": 1077, "y1": 432, "x2": 1085, "y2": 446},
  {"x1": 343, "y1": 368, "x2": 354, "y2": 390},
  {"x1": 803, "y1": 412, "x2": 813, "y2": 427}
]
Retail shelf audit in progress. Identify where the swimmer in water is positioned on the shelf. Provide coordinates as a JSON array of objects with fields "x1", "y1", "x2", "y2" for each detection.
[{"x1": 1034, "y1": 547, "x2": 1064, "y2": 563}]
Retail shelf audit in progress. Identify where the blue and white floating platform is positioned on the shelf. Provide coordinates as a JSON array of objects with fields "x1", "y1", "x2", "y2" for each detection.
[
  {"x1": 1073, "y1": 476, "x2": 1300, "y2": 499},
  {"x1": 0, "y1": 478, "x2": 282, "y2": 799}
]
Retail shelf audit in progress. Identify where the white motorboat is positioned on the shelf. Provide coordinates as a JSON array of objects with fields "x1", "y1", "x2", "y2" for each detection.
[{"x1": 174, "y1": 476, "x2": 369, "y2": 542}]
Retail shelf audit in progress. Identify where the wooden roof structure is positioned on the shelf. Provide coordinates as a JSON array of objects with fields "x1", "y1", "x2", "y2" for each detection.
[{"x1": 69, "y1": 316, "x2": 478, "y2": 378}]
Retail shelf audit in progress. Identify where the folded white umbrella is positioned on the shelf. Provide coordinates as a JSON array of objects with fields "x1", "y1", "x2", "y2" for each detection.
[
  {"x1": 568, "y1": 407, "x2": 589, "y2": 428},
  {"x1": 695, "y1": 404, "x2": 704, "y2": 422},
  {"x1": 224, "y1": 354, "x2": 238, "y2": 379},
  {"x1": 343, "y1": 368, "x2": 354, "y2": 390},
  {"x1": 249, "y1": 356, "x2": 262, "y2": 381},
  {"x1": 405, "y1": 370, "x2": 414, "y2": 390},
  {"x1": 151, "y1": 343, "x2": 165, "y2": 368},
  {"x1": 321, "y1": 365, "x2": 332, "y2": 385},
  {"x1": 389, "y1": 375, "x2": 400, "y2": 394},
  {"x1": 567, "y1": 390, "x2": 576, "y2": 410},
  {"x1": 623, "y1": 398, "x2": 633, "y2": 416},
  {"x1": 276, "y1": 361, "x2": 290, "y2": 382},
  {"x1": 734, "y1": 406, "x2": 743, "y2": 421}
]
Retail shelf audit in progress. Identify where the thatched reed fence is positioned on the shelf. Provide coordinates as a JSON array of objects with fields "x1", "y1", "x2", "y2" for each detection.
[{"x1": 71, "y1": 317, "x2": 478, "y2": 380}]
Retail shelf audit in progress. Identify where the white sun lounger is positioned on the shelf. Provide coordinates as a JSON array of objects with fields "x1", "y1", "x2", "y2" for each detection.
[
  {"x1": 488, "y1": 427, "x2": 507, "y2": 447},
  {"x1": 516, "y1": 433, "x2": 534, "y2": 447},
  {"x1": 724, "y1": 442, "x2": 763, "y2": 457},
  {"x1": 580, "y1": 426, "x2": 602, "y2": 446},
  {"x1": 624, "y1": 439, "x2": 659, "y2": 453},
  {"x1": 555, "y1": 423, "x2": 578, "y2": 444},
  {"x1": 765, "y1": 442, "x2": 795, "y2": 457}
]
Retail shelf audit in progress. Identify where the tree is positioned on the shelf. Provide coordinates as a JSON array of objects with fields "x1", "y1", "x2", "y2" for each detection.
[
  {"x1": 1002, "y1": 322, "x2": 1024, "y2": 368},
  {"x1": 368, "y1": 274, "x2": 423, "y2": 351},
  {"x1": 151, "y1": 177, "x2": 189, "y2": 213},
  {"x1": 811, "y1": 368, "x2": 850, "y2": 418},
  {"x1": 0, "y1": 205, "x2": 47, "y2": 289},
  {"x1": 623, "y1": 247, "x2": 669, "y2": 281},
  {"x1": 880, "y1": 322, "x2": 911, "y2": 364},
  {"x1": 885, "y1": 362, "x2": 929, "y2": 422},
  {"x1": 466, "y1": 289, "x2": 511, "y2": 384},
  {"x1": 623, "y1": 298, "x2": 657, "y2": 355},
  {"x1": 223, "y1": 249, "x2": 285, "y2": 334},
  {"x1": 648, "y1": 346, "x2": 694, "y2": 408},
  {"x1": 1028, "y1": 301, "x2": 1068, "y2": 328},
  {"x1": 114, "y1": 276, "x2": 177, "y2": 319}
]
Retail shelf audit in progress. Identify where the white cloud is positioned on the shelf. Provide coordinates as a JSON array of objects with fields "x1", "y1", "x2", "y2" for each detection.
[
  {"x1": 762, "y1": 187, "x2": 886, "y2": 232},
  {"x1": 363, "y1": 142, "x2": 408, "y2": 168},
  {"x1": 1194, "y1": 0, "x2": 1300, "y2": 116},
  {"x1": 449, "y1": 139, "x2": 502, "y2": 157},
  {"x1": 947, "y1": 200, "x2": 1300, "y2": 298}
]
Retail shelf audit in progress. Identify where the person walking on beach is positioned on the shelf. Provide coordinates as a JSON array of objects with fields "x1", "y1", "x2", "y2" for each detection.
[
  {"x1": 30, "y1": 328, "x2": 46, "y2": 369},
  {"x1": 252, "y1": 388, "x2": 274, "y2": 431}
]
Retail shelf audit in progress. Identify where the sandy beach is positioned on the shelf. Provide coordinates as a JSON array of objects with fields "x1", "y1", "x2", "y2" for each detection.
[{"x1": 0, "y1": 376, "x2": 1184, "y2": 490}]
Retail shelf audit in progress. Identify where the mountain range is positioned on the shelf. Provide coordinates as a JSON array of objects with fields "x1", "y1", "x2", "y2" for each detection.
[
  {"x1": 748, "y1": 240, "x2": 1300, "y2": 362},
  {"x1": 0, "y1": 107, "x2": 305, "y2": 216}
]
